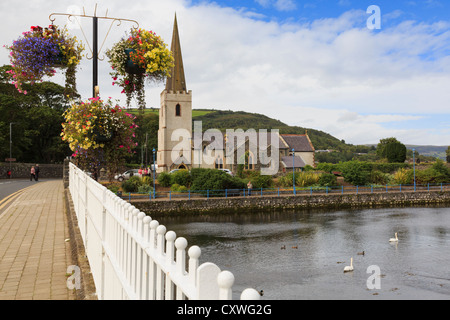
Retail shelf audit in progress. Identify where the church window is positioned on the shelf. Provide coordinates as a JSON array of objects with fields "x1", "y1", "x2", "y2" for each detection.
[{"x1": 176, "y1": 104, "x2": 181, "y2": 117}]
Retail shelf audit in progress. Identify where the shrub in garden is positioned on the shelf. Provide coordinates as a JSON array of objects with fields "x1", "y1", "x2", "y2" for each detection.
[
  {"x1": 121, "y1": 176, "x2": 142, "y2": 193},
  {"x1": 157, "y1": 172, "x2": 171, "y2": 187},
  {"x1": 170, "y1": 169, "x2": 191, "y2": 187},
  {"x1": 318, "y1": 173, "x2": 337, "y2": 187},
  {"x1": 137, "y1": 184, "x2": 153, "y2": 194},
  {"x1": 392, "y1": 168, "x2": 413, "y2": 185},
  {"x1": 338, "y1": 161, "x2": 371, "y2": 186},
  {"x1": 190, "y1": 169, "x2": 245, "y2": 192},
  {"x1": 279, "y1": 172, "x2": 319, "y2": 187},
  {"x1": 369, "y1": 170, "x2": 390, "y2": 185}
]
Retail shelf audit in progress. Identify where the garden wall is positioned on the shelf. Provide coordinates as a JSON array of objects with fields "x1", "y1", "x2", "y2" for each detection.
[
  {"x1": 133, "y1": 190, "x2": 450, "y2": 217},
  {"x1": 0, "y1": 162, "x2": 64, "y2": 179}
]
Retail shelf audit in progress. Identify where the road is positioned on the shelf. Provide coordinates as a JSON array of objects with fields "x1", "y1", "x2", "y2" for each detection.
[
  {"x1": 0, "y1": 179, "x2": 48, "y2": 215},
  {"x1": 0, "y1": 179, "x2": 36, "y2": 201}
]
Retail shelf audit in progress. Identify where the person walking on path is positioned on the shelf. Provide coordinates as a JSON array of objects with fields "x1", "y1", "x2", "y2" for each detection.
[
  {"x1": 247, "y1": 180, "x2": 253, "y2": 196},
  {"x1": 35, "y1": 164, "x2": 40, "y2": 181},
  {"x1": 30, "y1": 166, "x2": 36, "y2": 181}
]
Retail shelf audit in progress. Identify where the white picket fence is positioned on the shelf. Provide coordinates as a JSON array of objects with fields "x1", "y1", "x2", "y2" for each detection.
[{"x1": 68, "y1": 163, "x2": 260, "y2": 300}]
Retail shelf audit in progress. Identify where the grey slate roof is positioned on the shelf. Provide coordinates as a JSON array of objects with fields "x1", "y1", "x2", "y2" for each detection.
[
  {"x1": 281, "y1": 155, "x2": 306, "y2": 168},
  {"x1": 281, "y1": 134, "x2": 315, "y2": 152}
]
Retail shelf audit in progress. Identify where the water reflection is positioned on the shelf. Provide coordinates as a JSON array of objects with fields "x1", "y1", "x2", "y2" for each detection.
[{"x1": 159, "y1": 206, "x2": 450, "y2": 300}]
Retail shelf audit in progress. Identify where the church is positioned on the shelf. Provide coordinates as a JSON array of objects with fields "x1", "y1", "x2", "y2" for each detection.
[{"x1": 157, "y1": 15, "x2": 315, "y2": 175}]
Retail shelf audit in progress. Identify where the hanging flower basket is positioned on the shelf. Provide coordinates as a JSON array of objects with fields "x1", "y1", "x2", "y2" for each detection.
[
  {"x1": 5, "y1": 24, "x2": 84, "y2": 98},
  {"x1": 61, "y1": 97, "x2": 138, "y2": 181},
  {"x1": 124, "y1": 48, "x2": 145, "y2": 75},
  {"x1": 106, "y1": 28, "x2": 174, "y2": 109}
]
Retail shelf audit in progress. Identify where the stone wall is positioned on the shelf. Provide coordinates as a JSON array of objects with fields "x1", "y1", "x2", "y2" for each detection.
[
  {"x1": 133, "y1": 191, "x2": 450, "y2": 217},
  {"x1": 0, "y1": 162, "x2": 64, "y2": 179}
]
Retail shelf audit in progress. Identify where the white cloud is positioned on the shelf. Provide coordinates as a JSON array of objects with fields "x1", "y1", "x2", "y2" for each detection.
[{"x1": 1, "y1": 0, "x2": 449, "y2": 145}]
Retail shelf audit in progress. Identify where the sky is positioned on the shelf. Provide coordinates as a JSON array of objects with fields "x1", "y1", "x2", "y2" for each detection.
[{"x1": 1, "y1": 0, "x2": 449, "y2": 146}]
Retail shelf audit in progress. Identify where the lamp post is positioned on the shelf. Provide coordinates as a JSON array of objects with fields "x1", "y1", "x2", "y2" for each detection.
[
  {"x1": 413, "y1": 148, "x2": 416, "y2": 192},
  {"x1": 292, "y1": 149, "x2": 296, "y2": 195},
  {"x1": 152, "y1": 148, "x2": 156, "y2": 199},
  {"x1": 9, "y1": 122, "x2": 15, "y2": 178}
]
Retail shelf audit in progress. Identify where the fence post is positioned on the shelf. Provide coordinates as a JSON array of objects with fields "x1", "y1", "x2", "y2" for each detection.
[
  {"x1": 175, "y1": 237, "x2": 188, "y2": 299},
  {"x1": 278, "y1": 187, "x2": 280, "y2": 197},
  {"x1": 218, "y1": 271, "x2": 234, "y2": 300},
  {"x1": 243, "y1": 188, "x2": 245, "y2": 197},
  {"x1": 207, "y1": 190, "x2": 209, "y2": 200},
  {"x1": 225, "y1": 189, "x2": 227, "y2": 198},
  {"x1": 188, "y1": 246, "x2": 201, "y2": 296},
  {"x1": 371, "y1": 185, "x2": 373, "y2": 193},
  {"x1": 169, "y1": 190, "x2": 171, "y2": 201},
  {"x1": 189, "y1": 189, "x2": 191, "y2": 200},
  {"x1": 261, "y1": 188, "x2": 263, "y2": 197},
  {"x1": 356, "y1": 186, "x2": 358, "y2": 195},
  {"x1": 326, "y1": 186, "x2": 328, "y2": 195},
  {"x1": 386, "y1": 184, "x2": 388, "y2": 193},
  {"x1": 400, "y1": 184, "x2": 402, "y2": 192},
  {"x1": 342, "y1": 185, "x2": 344, "y2": 194},
  {"x1": 310, "y1": 187, "x2": 312, "y2": 195}
]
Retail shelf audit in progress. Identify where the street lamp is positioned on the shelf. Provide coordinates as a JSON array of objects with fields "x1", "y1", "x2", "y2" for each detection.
[
  {"x1": 152, "y1": 148, "x2": 156, "y2": 199},
  {"x1": 413, "y1": 148, "x2": 416, "y2": 192},
  {"x1": 292, "y1": 148, "x2": 296, "y2": 195},
  {"x1": 9, "y1": 122, "x2": 16, "y2": 178}
]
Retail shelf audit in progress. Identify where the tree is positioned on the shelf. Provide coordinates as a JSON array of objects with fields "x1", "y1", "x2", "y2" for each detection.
[
  {"x1": 376, "y1": 137, "x2": 400, "y2": 159},
  {"x1": 0, "y1": 65, "x2": 71, "y2": 163},
  {"x1": 385, "y1": 141, "x2": 407, "y2": 163}
]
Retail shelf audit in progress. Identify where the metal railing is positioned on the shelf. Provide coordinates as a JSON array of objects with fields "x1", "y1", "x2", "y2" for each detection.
[{"x1": 116, "y1": 182, "x2": 450, "y2": 202}]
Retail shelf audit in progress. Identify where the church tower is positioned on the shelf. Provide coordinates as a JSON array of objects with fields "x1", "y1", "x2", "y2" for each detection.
[{"x1": 157, "y1": 14, "x2": 192, "y2": 172}]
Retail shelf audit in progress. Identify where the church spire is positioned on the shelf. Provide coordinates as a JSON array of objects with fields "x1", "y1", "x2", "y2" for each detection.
[{"x1": 166, "y1": 14, "x2": 187, "y2": 92}]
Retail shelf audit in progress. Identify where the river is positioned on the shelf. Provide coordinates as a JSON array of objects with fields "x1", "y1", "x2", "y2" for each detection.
[{"x1": 158, "y1": 205, "x2": 450, "y2": 300}]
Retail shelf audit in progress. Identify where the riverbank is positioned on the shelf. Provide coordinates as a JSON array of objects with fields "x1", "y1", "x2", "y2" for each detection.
[{"x1": 133, "y1": 190, "x2": 450, "y2": 217}]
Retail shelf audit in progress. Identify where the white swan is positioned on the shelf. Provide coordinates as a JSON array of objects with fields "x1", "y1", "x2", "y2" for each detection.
[
  {"x1": 343, "y1": 257, "x2": 354, "y2": 273},
  {"x1": 389, "y1": 232, "x2": 399, "y2": 242}
]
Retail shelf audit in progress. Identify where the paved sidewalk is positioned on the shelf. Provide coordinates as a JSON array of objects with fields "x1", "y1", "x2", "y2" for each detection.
[{"x1": 0, "y1": 180, "x2": 75, "y2": 300}]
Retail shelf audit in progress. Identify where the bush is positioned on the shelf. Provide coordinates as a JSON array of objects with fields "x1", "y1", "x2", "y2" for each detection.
[
  {"x1": 171, "y1": 169, "x2": 191, "y2": 187},
  {"x1": 157, "y1": 172, "x2": 171, "y2": 187},
  {"x1": 370, "y1": 170, "x2": 390, "y2": 185},
  {"x1": 392, "y1": 168, "x2": 413, "y2": 185},
  {"x1": 171, "y1": 184, "x2": 188, "y2": 192},
  {"x1": 137, "y1": 184, "x2": 153, "y2": 194},
  {"x1": 318, "y1": 173, "x2": 337, "y2": 187},
  {"x1": 416, "y1": 160, "x2": 450, "y2": 184},
  {"x1": 121, "y1": 176, "x2": 142, "y2": 193},
  {"x1": 338, "y1": 161, "x2": 371, "y2": 186},
  {"x1": 190, "y1": 169, "x2": 245, "y2": 192},
  {"x1": 279, "y1": 172, "x2": 319, "y2": 187},
  {"x1": 250, "y1": 174, "x2": 274, "y2": 189}
]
